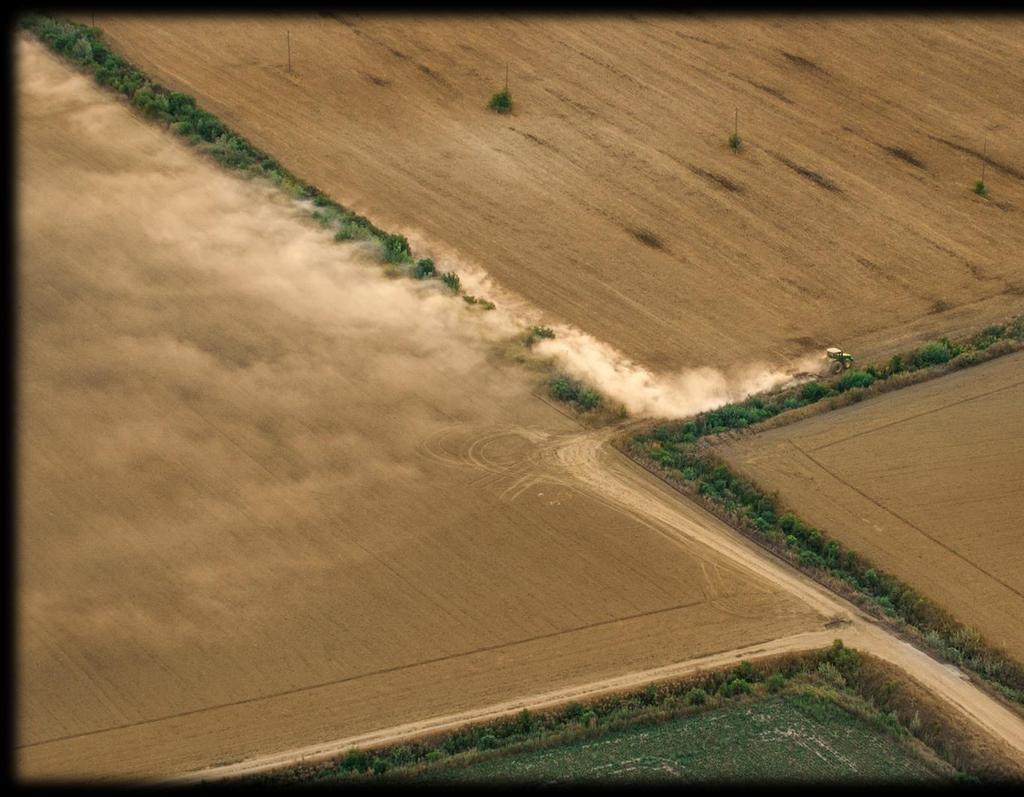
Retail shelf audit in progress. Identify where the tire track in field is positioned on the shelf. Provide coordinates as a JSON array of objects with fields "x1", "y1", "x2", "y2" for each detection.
[
  {"x1": 790, "y1": 441, "x2": 1024, "y2": 601},
  {"x1": 809, "y1": 378, "x2": 1024, "y2": 453},
  {"x1": 16, "y1": 599, "x2": 706, "y2": 752}
]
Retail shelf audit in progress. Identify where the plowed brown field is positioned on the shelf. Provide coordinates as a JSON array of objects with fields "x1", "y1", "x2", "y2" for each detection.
[
  {"x1": 16, "y1": 38, "x2": 822, "y2": 780},
  {"x1": 81, "y1": 13, "x2": 1024, "y2": 373},
  {"x1": 722, "y1": 351, "x2": 1024, "y2": 661}
]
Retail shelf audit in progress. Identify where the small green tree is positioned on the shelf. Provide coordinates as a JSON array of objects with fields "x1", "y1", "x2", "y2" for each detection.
[
  {"x1": 836, "y1": 369, "x2": 875, "y2": 392},
  {"x1": 728, "y1": 132, "x2": 742, "y2": 152},
  {"x1": 70, "y1": 36, "x2": 92, "y2": 64},
  {"x1": 488, "y1": 88, "x2": 512, "y2": 114},
  {"x1": 576, "y1": 387, "x2": 602, "y2": 411},
  {"x1": 414, "y1": 258, "x2": 436, "y2": 279},
  {"x1": 913, "y1": 339, "x2": 957, "y2": 367},
  {"x1": 800, "y1": 382, "x2": 830, "y2": 402},
  {"x1": 974, "y1": 180, "x2": 988, "y2": 197},
  {"x1": 721, "y1": 678, "x2": 752, "y2": 698},
  {"x1": 478, "y1": 733, "x2": 498, "y2": 750},
  {"x1": 685, "y1": 687, "x2": 707, "y2": 706},
  {"x1": 382, "y1": 233, "x2": 412, "y2": 264},
  {"x1": 441, "y1": 271, "x2": 461, "y2": 292}
]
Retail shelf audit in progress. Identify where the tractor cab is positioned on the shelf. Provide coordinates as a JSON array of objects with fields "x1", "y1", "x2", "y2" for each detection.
[{"x1": 825, "y1": 347, "x2": 855, "y2": 374}]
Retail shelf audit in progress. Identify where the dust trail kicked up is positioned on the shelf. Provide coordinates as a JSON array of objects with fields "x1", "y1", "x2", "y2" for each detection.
[
  {"x1": 533, "y1": 329, "x2": 822, "y2": 418},
  {"x1": 402, "y1": 231, "x2": 822, "y2": 420}
]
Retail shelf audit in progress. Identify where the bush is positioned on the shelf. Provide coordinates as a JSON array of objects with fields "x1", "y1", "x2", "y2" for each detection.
[
  {"x1": 334, "y1": 219, "x2": 370, "y2": 242},
  {"x1": 548, "y1": 375, "x2": 602, "y2": 410},
  {"x1": 576, "y1": 387, "x2": 601, "y2": 411},
  {"x1": 382, "y1": 233, "x2": 412, "y2": 264},
  {"x1": 441, "y1": 271, "x2": 461, "y2": 292},
  {"x1": 478, "y1": 733, "x2": 498, "y2": 750},
  {"x1": 685, "y1": 687, "x2": 707, "y2": 706},
  {"x1": 913, "y1": 339, "x2": 957, "y2": 367},
  {"x1": 488, "y1": 89, "x2": 512, "y2": 113},
  {"x1": 835, "y1": 369, "x2": 875, "y2": 392},
  {"x1": 720, "y1": 678, "x2": 752, "y2": 698},
  {"x1": 816, "y1": 661, "x2": 847, "y2": 688},
  {"x1": 531, "y1": 325, "x2": 556, "y2": 340},
  {"x1": 191, "y1": 109, "x2": 224, "y2": 142},
  {"x1": 339, "y1": 749, "x2": 369, "y2": 772},
  {"x1": 766, "y1": 673, "x2": 786, "y2": 693},
  {"x1": 70, "y1": 36, "x2": 92, "y2": 64},
  {"x1": 167, "y1": 91, "x2": 196, "y2": 116},
  {"x1": 728, "y1": 132, "x2": 742, "y2": 151},
  {"x1": 974, "y1": 180, "x2": 988, "y2": 197},
  {"x1": 973, "y1": 325, "x2": 1005, "y2": 349},
  {"x1": 733, "y1": 661, "x2": 756, "y2": 682},
  {"x1": 414, "y1": 258, "x2": 436, "y2": 279}
]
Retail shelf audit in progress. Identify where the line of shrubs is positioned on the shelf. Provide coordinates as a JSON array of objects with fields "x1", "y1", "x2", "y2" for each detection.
[
  {"x1": 548, "y1": 373, "x2": 602, "y2": 411},
  {"x1": 629, "y1": 321, "x2": 1024, "y2": 705},
  {"x1": 265, "y1": 641, "x2": 933, "y2": 783},
  {"x1": 271, "y1": 639, "x2": 1015, "y2": 782},
  {"x1": 19, "y1": 14, "x2": 503, "y2": 311},
  {"x1": 642, "y1": 319, "x2": 1023, "y2": 446}
]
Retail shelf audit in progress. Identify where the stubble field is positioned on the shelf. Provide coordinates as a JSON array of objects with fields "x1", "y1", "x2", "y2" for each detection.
[
  {"x1": 83, "y1": 13, "x2": 1024, "y2": 374},
  {"x1": 16, "y1": 38, "x2": 823, "y2": 780},
  {"x1": 722, "y1": 351, "x2": 1024, "y2": 662}
]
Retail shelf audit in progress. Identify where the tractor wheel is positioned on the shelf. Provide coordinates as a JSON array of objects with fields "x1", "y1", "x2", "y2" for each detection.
[{"x1": 830, "y1": 360, "x2": 843, "y2": 375}]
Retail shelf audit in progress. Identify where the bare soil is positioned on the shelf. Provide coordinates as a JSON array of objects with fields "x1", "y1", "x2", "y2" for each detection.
[
  {"x1": 722, "y1": 352, "x2": 1024, "y2": 661},
  {"x1": 81, "y1": 13, "x2": 1024, "y2": 373},
  {"x1": 15, "y1": 38, "x2": 821, "y2": 780}
]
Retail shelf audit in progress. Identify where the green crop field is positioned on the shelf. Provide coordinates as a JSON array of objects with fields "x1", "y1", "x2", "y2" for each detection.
[{"x1": 400, "y1": 694, "x2": 946, "y2": 783}]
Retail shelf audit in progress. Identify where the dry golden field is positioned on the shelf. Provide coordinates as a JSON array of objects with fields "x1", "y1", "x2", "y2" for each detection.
[
  {"x1": 83, "y1": 13, "x2": 1024, "y2": 374},
  {"x1": 722, "y1": 351, "x2": 1024, "y2": 662},
  {"x1": 16, "y1": 38, "x2": 824, "y2": 780}
]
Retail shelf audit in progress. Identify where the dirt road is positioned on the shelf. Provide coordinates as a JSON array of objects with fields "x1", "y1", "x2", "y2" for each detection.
[
  {"x1": 17, "y1": 36, "x2": 821, "y2": 780},
  {"x1": 179, "y1": 426, "x2": 1024, "y2": 782},
  {"x1": 723, "y1": 352, "x2": 1024, "y2": 660}
]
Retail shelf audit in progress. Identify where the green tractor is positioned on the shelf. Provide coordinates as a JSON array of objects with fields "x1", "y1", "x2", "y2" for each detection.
[{"x1": 825, "y1": 347, "x2": 855, "y2": 374}]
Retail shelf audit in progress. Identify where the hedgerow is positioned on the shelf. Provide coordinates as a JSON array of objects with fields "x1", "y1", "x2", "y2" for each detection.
[
  {"x1": 18, "y1": 13, "x2": 508, "y2": 311},
  {"x1": 260, "y1": 640, "x2": 1017, "y2": 783},
  {"x1": 640, "y1": 320, "x2": 1022, "y2": 448},
  {"x1": 630, "y1": 317, "x2": 1024, "y2": 704}
]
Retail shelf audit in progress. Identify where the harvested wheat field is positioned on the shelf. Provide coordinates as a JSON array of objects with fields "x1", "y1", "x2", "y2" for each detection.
[
  {"x1": 722, "y1": 352, "x2": 1024, "y2": 661},
  {"x1": 15, "y1": 38, "x2": 825, "y2": 780},
  {"x1": 80, "y1": 13, "x2": 1024, "y2": 375}
]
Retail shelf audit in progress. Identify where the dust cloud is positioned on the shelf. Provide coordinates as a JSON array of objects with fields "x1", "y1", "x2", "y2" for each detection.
[
  {"x1": 17, "y1": 37, "x2": 824, "y2": 767},
  {"x1": 17, "y1": 36, "x2": 555, "y2": 660},
  {"x1": 400, "y1": 232, "x2": 823, "y2": 420},
  {"x1": 533, "y1": 329, "x2": 823, "y2": 418}
]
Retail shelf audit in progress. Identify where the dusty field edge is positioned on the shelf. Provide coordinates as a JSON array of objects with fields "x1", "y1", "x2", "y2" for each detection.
[
  {"x1": 17, "y1": 14, "x2": 615, "y2": 422},
  {"x1": 619, "y1": 328, "x2": 1024, "y2": 711},
  {"x1": 247, "y1": 642, "x2": 1023, "y2": 784}
]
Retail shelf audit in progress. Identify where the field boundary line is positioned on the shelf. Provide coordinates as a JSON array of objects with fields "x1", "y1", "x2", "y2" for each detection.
[
  {"x1": 790, "y1": 441, "x2": 1024, "y2": 601},
  {"x1": 809, "y1": 377, "x2": 1024, "y2": 453},
  {"x1": 17, "y1": 599, "x2": 706, "y2": 751},
  {"x1": 174, "y1": 630, "x2": 838, "y2": 783}
]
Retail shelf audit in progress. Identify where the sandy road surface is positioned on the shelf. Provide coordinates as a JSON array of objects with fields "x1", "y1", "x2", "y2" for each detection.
[{"x1": 180, "y1": 426, "x2": 1024, "y2": 782}]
